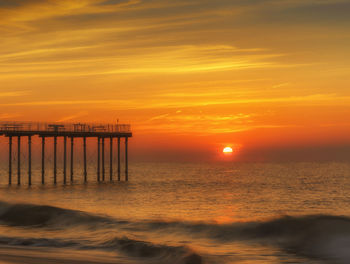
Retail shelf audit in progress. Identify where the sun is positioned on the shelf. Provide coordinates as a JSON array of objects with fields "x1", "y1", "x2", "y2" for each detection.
[{"x1": 223, "y1": 146, "x2": 233, "y2": 153}]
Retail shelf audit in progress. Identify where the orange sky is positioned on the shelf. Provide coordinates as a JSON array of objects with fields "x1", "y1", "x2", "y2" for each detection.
[{"x1": 0, "y1": 0, "x2": 350, "y2": 161}]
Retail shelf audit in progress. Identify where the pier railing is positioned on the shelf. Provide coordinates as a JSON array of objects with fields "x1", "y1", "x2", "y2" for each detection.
[{"x1": 0, "y1": 121, "x2": 131, "y2": 134}]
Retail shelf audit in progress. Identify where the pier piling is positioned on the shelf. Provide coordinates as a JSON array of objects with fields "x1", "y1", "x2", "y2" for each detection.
[
  {"x1": 70, "y1": 137, "x2": 74, "y2": 182},
  {"x1": 102, "y1": 137, "x2": 105, "y2": 181},
  {"x1": 118, "y1": 137, "x2": 121, "y2": 181},
  {"x1": 64, "y1": 136, "x2": 67, "y2": 184},
  {"x1": 28, "y1": 135, "x2": 32, "y2": 186},
  {"x1": 42, "y1": 137, "x2": 45, "y2": 184},
  {"x1": 8, "y1": 136, "x2": 12, "y2": 185},
  {"x1": 17, "y1": 136, "x2": 21, "y2": 185},
  {"x1": 125, "y1": 137, "x2": 128, "y2": 181},
  {"x1": 97, "y1": 137, "x2": 100, "y2": 182},
  {"x1": 54, "y1": 136, "x2": 57, "y2": 184},
  {"x1": 110, "y1": 137, "x2": 113, "y2": 181},
  {"x1": 84, "y1": 137, "x2": 87, "y2": 182}
]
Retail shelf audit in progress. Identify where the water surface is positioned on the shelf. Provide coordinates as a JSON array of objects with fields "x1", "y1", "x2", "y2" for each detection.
[{"x1": 0, "y1": 161, "x2": 349, "y2": 263}]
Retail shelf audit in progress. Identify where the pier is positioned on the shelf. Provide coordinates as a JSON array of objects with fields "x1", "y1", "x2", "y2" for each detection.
[{"x1": 0, "y1": 122, "x2": 132, "y2": 186}]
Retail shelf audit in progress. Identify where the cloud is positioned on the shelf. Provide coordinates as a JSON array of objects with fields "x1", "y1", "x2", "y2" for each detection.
[
  {"x1": 272, "y1": 83, "x2": 290, "y2": 89},
  {"x1": 1, "y1": 93, "x2": 348, "y2": 110},
  {"x1": 0, "y1": 0, "x2": 349, "y2": 144},
  {"x1": 262, "y1": 1, "x2": 350, "y2": 25},
  {"x1": 56, "y1": 111, "x2": 88, "y2": 122},
  {"x1": 0, "y1": 113, "x2": 22, "y2": 119},
  {"x1": 148, "y1": 113, "x2": 170, "y2": 121},
  {"x1": 2, "y1": 0, "x2": 346, "y2": 81},
  {"x1": 0, "y1": 91, "x2": 28, "y2": 97},
  {"x1": 0, "y1": 0, "x2": 139, "y2": 23},
  {"x1": 0, "y1": 0, "x2": 295, "y2": 80},
  {"x1": 138, "y1": 110, "x2": 296, "y2": 134},
  {"x1": 0, "y1": 44, "x2": 283, "y2": 78},
  {"x1": 140, "y1": 94, "x2": 350, "y2": 110}
]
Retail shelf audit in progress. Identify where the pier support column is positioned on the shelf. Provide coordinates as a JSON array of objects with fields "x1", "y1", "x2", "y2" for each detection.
[
  {"x1": 125, "y1": 137, "x2": 128, "y2": 181},
  {"x1": 63, "y1": 136, "x2": 67, "y2": 184},
  {"x1": 97, "y1": 137, "x2": 100, "y2": 182},
  {"x1": 28, "y1": 135, "x2": 32, "y2": 186},
  {"x1": 8, "y1": 136, "x2": 12, "y2": 185},
  {"x1": 117, "y1": 137, "x2": 120, "y2": 181},
  {"x1": 54, "y1": 136, "x2": 57, "y2": 184},
  {"x1": 102, "y1": 137, "x2": 105, "y2": 181},
  {"x1": 41, "y1": 137, "x2": 45, "y2": 184},
  {"x1": 110, "y1": 137, "x2": 113, "y2": 181},
  {"x1": 83, "y1": 137, "x2": 87, "y2": 182},
  {"x1": 17, "y1": 136, "x2": 21, "y2": 185},
  {"x1": 70, "y1": 137, "x2": 74, "y2": 182}
]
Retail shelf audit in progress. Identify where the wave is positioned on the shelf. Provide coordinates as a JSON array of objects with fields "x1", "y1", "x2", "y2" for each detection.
[
  {"x1": 0, "y1": 234, "x2": 202, "y2": 264},
  {"x1": 244, "y1": 215, "x2": 350, "y2": 263},
  {"x1": 1, "y1": 201, "x2": 350, "y2": 263},
  {"x1": 146, "y1": 215, "x2": 350, "y2": 263},
  {"x1": 0, "y1": 235, "x2": 79, "y2": 248},
  {"x1": 0, "y1": 202, "x2": 202, "y2": 263},
  {"x1": 103, "y1": 237, "x2": 202, "y2": 264},
  {"x1": 0, "y1": 201, "x2": 113, "y2": 228}
]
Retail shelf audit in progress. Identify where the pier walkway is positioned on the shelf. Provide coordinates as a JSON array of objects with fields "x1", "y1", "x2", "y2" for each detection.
[{"x1": 0, "y1": 122, "x2": 132, "y2": 186}]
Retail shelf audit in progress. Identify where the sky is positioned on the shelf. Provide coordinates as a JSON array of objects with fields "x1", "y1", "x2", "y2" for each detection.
[{"x1": 0, "y1": 0, "x2": 349, "y2": 162}]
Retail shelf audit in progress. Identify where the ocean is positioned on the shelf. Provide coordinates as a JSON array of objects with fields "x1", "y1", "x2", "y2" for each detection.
[{"x1": 0, "y1": 161, "x2": 350, "y2": 264}]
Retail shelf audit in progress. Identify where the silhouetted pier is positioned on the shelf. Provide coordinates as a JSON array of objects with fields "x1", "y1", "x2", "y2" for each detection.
[{"x1": 0, "y1": 122, "x2": 132, "y2": 186}]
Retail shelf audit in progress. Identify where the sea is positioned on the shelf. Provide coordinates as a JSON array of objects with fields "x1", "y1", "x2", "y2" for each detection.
[{"x1": 0, "y1": 161, "x2": 350, "y2": 264}]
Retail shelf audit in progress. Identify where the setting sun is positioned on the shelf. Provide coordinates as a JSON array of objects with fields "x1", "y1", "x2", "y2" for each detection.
[{"x1": 223, "y1": 147, "x2": 233, "y2": 153}]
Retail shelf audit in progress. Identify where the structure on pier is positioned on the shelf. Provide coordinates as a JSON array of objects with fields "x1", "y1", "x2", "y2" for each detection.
[{"x1": 0, "y1": 122, "x2": 132, "y2": 186}]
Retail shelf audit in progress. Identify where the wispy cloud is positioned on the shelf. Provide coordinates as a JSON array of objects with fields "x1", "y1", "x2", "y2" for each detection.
[
  {"x1": 56, "y1": 111, "x2": 89, "y2": 122},
  {"x1": 0, "y1": 99, "x2": 132, "y2": 107},
  {"x1": 0, "y1": 113, "x2": 22, "y2": 119},
  {"x1": 1, "y1": 94, "x2": 348, "y2": 109},
  {"x1": 141, "y1": 94, "x2": 350, "y2": 110},
  {"x1": 148, "y1": 113, "x2": 170, "y2": 121},
  {"x1": 0, "y1": 44, "x2": 283, "y2": 78},
  {"x1": 0, "y1": 91, "x2": 28, "y2": 97},
  {"x1": 0, "y1": 0, "x2": 139, "y2": 23},
  {"x1": 272, "y1": 83, "x2": 291, "y2": 89},
  {"x1": 0, "y1": 0, "x2": 349, "y2": 144}
]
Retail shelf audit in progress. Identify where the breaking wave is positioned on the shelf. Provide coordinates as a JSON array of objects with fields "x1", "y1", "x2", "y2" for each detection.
[
  {"x1": 103, "y1": 237, "x2": 202, "y2": 264},
  {"x1": 0, "y1": 201, "x2": 113, "y2": 227},
  {"x1": 1, "y1": 201, "x2": 350, "y2": 263},
  {"x1": 0, "y1": 234, "x2": 202, "y2": 264},
  {"x1": 146, "y1": 215, "x2": 350, "y2": 263},
  {"x1": 0, "y1": 201, "x2": 202, "y2": 264}
]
